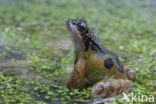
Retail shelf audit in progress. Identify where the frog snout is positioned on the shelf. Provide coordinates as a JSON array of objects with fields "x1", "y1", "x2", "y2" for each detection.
[{"x1": 66, "y1": 19, "x2": 77, "y2": 26}]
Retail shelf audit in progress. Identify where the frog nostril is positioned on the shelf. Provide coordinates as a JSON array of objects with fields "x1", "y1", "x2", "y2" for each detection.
[{"x1": 71, "y1": 21, "x2": 77, "y2": 25}]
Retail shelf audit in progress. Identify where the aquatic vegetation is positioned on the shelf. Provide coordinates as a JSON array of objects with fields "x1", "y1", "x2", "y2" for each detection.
[{"x1": 0, "y1": 0, "x2": 155, "y2": 103}]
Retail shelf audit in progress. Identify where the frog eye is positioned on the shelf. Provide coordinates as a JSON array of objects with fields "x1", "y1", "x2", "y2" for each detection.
[
  {"x1": 77, "y1": 22, "x2": 87, "y2": 32},
  {"x1": 104, "y1": 58, "x2": 113, "y2": 69}
]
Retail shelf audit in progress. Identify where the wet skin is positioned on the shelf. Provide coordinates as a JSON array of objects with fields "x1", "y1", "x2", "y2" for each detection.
[{"x1": 66, "y1": 17, "x2": 136, "y2": 98}]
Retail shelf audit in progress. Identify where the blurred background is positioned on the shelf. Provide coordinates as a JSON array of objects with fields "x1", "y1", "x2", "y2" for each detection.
[{"x1": 0, "y1": 0, "x2": 156, "y2": 103}]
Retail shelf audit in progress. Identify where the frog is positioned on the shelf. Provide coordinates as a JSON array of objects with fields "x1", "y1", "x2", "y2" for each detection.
[{"x1": 66, "y1": 17, "x2": 136, "y2": 98}]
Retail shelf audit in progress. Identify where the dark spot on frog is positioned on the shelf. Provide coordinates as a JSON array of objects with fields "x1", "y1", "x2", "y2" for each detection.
[
  {"x1": 104, "y1": 58, "x2": 113, "y2": 69},
  {"x1": 91, "y1": 42, "x2": 104, "y2": 56},
  {"x1": 74, "y1": 57, "x2": 78, "y2": 65},
  {"x1": 82, "y1": 34, "x2": 90, "y2": 51}
]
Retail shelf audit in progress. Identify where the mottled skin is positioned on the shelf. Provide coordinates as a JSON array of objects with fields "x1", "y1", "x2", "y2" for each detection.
[{"x1": 66, "y1": 17, "x2": 135, "y2": 98}]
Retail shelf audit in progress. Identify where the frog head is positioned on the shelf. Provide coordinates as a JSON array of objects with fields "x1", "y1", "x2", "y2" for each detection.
[{"x1": 66, "y1": 17, "x2": 91, "y2": 51}]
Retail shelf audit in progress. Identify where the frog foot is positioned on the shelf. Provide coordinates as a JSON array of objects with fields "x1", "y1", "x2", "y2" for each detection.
[{"x1": 91, "y1": 79, "x2": 133, "y2": 98}]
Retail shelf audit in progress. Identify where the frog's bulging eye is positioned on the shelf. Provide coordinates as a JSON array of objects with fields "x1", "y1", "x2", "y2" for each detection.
[
  {"x1": 77, "y1": 22, "x2": 87, "y2": 32},
  {"x1": 104, "y1": 58, "x2": 113, "y2": 69}
]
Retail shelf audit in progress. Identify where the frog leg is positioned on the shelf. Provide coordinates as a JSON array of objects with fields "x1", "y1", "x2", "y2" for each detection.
[
  {"x1": 123, "y1": 65, "x2": 136, "y2": 82},
  {"x1": 91, "y1": 78, "x2": 133, "y2": 98},
  {"x1": 67, "y1": 57, "x2": 89, "y2": 89}
]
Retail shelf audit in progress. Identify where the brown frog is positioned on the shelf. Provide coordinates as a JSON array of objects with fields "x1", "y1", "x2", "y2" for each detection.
[{"x1": 66, "y1": 17, "x2": 135, "y2": 98}]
